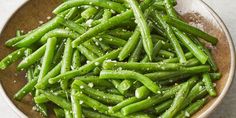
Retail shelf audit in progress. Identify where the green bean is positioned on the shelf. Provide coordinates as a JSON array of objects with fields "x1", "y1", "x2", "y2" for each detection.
[
  {"x1": 36, "y1": 104, "x2": 48, "y2": 116},
  {"x1": 210, "y1": 73, "x2": 222, "y2": 81},
  {"x1": 119, "y1": 27, "x2": 140, "y2": 61},
  {"x1": 40, "y1": 28, "x2": 79, "y2": 44},
  {"x1": 102, "y1": 9, "x2": 112, "y2": 22},
  {"x1": 83, "y1": 40, "x2": 105, "y2": 57},
  {"x1": 162, "y1": 52, "x2": 193, "y2": 63},
  {"x1": 83, "y1": 109, "x2": 111, "y2": 118},
  {"x1": 0, "y1": 48, "x2": 26, "y2": 70},
  {"x1": 37, "y1": 37, "x2": 57, "y2": 84},
  {"x1": 75, "y1": 92, "x2": 109, "y2": 113},
  {"x1": 152, "y1": 40, "x2": 163, "y2": 58},
  {"x1": 25, "y1": 49, "x2": 34, "y2": 81},
  {"x1": 155, "y1": 99, "x2": 173, "y2": 114},
  {"x1": 77, "y1": 45, "x2": 98, "y2": 61},
  {"x1": 75, "y1": 76, "x2": 113, "y2": 87},
  {"x1": 202, "y1": 72, "x2": 217, "y2": 96},
  {"x1": 65, "y1": 7, "x2": 79, "y2": 20},
  {"x1": 93, "y1": 38, "x2": 111, "y2": 51},
  {"x1": 35, "y1": 62, "x2": 62, "y2": 89},
  {"x1": 164, "y1": 0, "x2": 178, "y2": 17},
  {"x1": 135, "y1": 86, "x2": 150, "y2": 99},
  {"x1": 92, "y1": 67, "x2": 101, "y2": 75},
  {"x1": 176, "y1": 99, "x2": 206, "y2": 118},
  {"x1": 99, "y1": 70, "x2": 160, "y2": 94},
  {"x1": 145, "y1": 65, "x2": 210, "y2": 81},
  {"x1": 17, "y1": 45, "x2": 46, "y2": 70},
  {"x1": 53, "y1": 0, "x2": 126, "y2": 14},
  {"x1": 14, "y1": 16, "x2": 63, "y2": 47},
  {"x1": 53, "y1": 40, "x2": 66, "y2": 64},
  {"x1": 128, "y1": 40, "x2": 143, "y2": 62},
  {"x1": 93, "y1": 9, "x2": 104, "y2": 20},
  {"x1": 173, "y1": 28, "x2": 208, "y2": 64},
  {"x1": 71, "y1": 0, "x2": 153, "y2": 47},
  {"x1": 54, "y1": 108, "x2": 65, "y2": 118},
  {"x1": 81, "y1": 6, "x2": 98, "y2": 19},
  {"x1": 161, "y1": 82, "x2": 190, "y2": 118},
  {"x1": 71, "y1": 89, "x2": 82, "y2": 118},
  {"x1": 75, "y1": 17, "x2": 85, "y2": 24},
  {"x1": 103, "y1": 61, "x2": 183, "y2": 73},
  {"x1": 16, "y1": 30, "x2": 21, "y2": 36},
  {"x1": 163, "y1": 16, "x2": 218, "y2": 45},
  {"x1": 14, "y1": 78, "x2": 37, "y2": 101},
  {"x1": 128, "y1": 0, "x2": 153, "y2": 60},
  {"x1": 117, "y1": 80, "x2": 132, "y2": 95},
  {"x1": 39, "y1": 90, "x2": 72, "y2": 110},
  {"x1": 108, "y1": 28, "x2": 133, "y2": 40},
  {"x1": 158, "y1": 50, "x2": 175, "y2": 58},
  {"x1": 152, "y1": 12, "x2": 186, "y2": 63},
  {"x1": 62, "y1": 20, "x2": 86, "y2": 34},
  {"x1": 72, "y1": 50, "x2": 81, "y2": 70},
  {"x1": 121, "y1": 83, "x2": 181, "y2": 115},
  {"x1": 49, "y1": 48, "x2": 121, "y2": 84},
  {"x1": 72, "y1": 80, "x2": 124, "y2": 104},
  {"x1": 61, "y1": 38, "x2": 73, "y2": 89},
  {"x1": 34, "y1": 89, "x2": 66, "y2": 103},
  {"x1": 5, "y1": 34, "x2": 27, "y2": 47},
  {"x1": 190, "y1": 35, "x2": 218, "y2": 71},
  {"x1": 100, "y1": 34, "x2": 127, "y2": 47},
  {"x1": 110, "y1": 97, "x2": 140, "y2": 113}
]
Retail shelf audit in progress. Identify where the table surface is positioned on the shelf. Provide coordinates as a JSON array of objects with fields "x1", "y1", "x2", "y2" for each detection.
[{"x1": 0, "y1": 0, "x2": 235, "y2": 117}]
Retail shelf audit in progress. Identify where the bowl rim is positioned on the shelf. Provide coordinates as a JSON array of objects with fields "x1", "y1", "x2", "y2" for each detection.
[{"x1": 0, "y1": 0, "x2": 235, "y2": 118}]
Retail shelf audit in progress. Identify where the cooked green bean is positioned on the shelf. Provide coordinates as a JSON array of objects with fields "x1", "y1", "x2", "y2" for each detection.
[
  {"x1": 34, "y1": 90, "x2": 66, "y2": 103},
  {"x1": 128, "y1": 40, "x2": 143, "y2": 62},
  {"x1": 35, "y1": 62, "x2": 62, "y2": 89},
  {"x1": 14, "y1": 78, "x2": 37, "y2": 101},
  {"x1": 102, "y1": 9, "x2": 112, "y2": 22},
  {"x1": 25, "y1": 49, "x2": 34, "y2": 81},
  {"x1": 135, "y1": 86, "x2": 150, "y2": 99},
  {"x1": 110, "y1": 97, "x2": 140, "y2": 113},
  {"x1": 61, "y1": 20, "x2": 86, "y2": 34},
  {"x1": 40, "y1": 28, "x2": 79, "y2": 44},
  {"x1": 14, "y1": 16, "x2": 63, "y2": 47},
  {"x1": 74, "y1": 76, "x2": 113, "y2": 87},
  {"x1": 152, "y1": 12, "x2": 186, "y2": 63},
  {"x1": 117, "y1": 80, "x2": 132, "y2": 95},
  {"x1": 100, "y1": 70, "x2": 160, "y2": 94},
  {"x1": 5, "y1": 34, "x2": 27, "y2": 47},
  {"x1": 81, "y1": 6, "x2": 98, "y2": 19},
  {"x1": 83, "y1": 40, "x2": 105, "y2": 57},
  {"x1": 75, "y1": 92, "x2": 109, "y2": 113},
  {"x1": 103, "y1": 61, "x2": 183, "y2": 73},
  {"x1": 17, "y1": 45, "x2": 46, "y2": 70},
  {"x1": 164, "y1": 16, "x2": 218, "y2": 45},
  {"x1": 0, "y1": 48, "x2": 26, "y2": 70},
  {"x1": 100, "y1": 34, "x2": 127, "y2": 47},
  {"x1": 39, "y1": 90, "x2": 72, "y2": 110},
  {"x1": 54, "y1": 108, "x2": 65, "y2": 118},
  {"x1": 72, "y1": 50, "x2": 81, "y2": 70},
  {"x1": 108, "y1": 28, "x2": 133, "y2": 40},
  {"x1": 155, "y1": 99, "x2": 173, "y2": 114},
  {"x1": 158, "y1": 49, "x2": 175, "y2": 58},
  {"x1": 118, "y1": 27, "x2": 140, "y2": 61},
  {"x1": 72, "y1": 80, "x2": 124, "y2": 104},
  {"x1": 161, "y1": 82, "x2": 191, "y2": 118},
  {"x1": 53, "y1": 0, "x2": 126, "y2": 14},
  {"x1": 65, "y1": 7, "x2": 79, "y2": 20},
  {"x1": 176, "y1": 99, "x2": 206, "y2": 118},
  {"x1": 77, "y1": 45, "x2": 98, "y2": 61},
  {"x1": 49, "y1": 48, "x2": 121, "y2": 84},
  {"x1": 61, "y1": 38, "x2": 73, "y2": 89},
  {"x1": 83, "y1": 109, "x2": 111, "y2": 118},
  {"x1": 71, "y1": 89, "x2": 82, "y2": 118},
  {"x1": 173, "y1": 27, "x2": 208, "y2": 64},
  {"x1": 37, "y1": 37, "x2": 57, "y2": 84},
  {"x1": 127, "y1": 0, "x2": 153, "y2": 60},
  {"x1": 202, "y1": 72, "x2": 217, "y2": 96}
]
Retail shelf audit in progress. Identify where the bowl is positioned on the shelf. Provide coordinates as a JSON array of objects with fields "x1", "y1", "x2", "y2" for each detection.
[{"x1": 0, "y1": 0, "x2": 235, "y2": 117}]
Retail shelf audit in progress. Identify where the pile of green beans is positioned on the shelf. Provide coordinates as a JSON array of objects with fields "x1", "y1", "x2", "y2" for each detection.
[{"x1": 0, "y1": 0, "x2": 221, "y2": 117}]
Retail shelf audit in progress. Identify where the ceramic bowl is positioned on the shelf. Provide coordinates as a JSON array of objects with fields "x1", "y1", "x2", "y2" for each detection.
[{"x1": 0, "y1": 0, "x2": 235, "y2": 117}]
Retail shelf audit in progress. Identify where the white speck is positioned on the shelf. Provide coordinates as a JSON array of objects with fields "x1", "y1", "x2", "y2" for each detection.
[
  {"x1": 46, "y1": 16, "x2": 51, "y2": 20},
  {"x1": 108, "y1": 106, "x2": 112, "y2": 110},
  {"x1": 157, "y1": 91, "x2": 161, "y2": 94},
  {"x1": 80, "y1": 85, "x2": 84, "y2": 89},
  {"x1": 85, "y1": 19, "x2": 93, "y2": 27},
  {"x1": 13, "y1": 80, "x2": 16, "y2": 83},
  {"x1": 14, "y1": 73, "x2": 18, "y2": 76},
  {"x1": 17, "y1": 51, "x2": 21, "y2": 55},
  {"x1": 95, "y1": 62, "x2": 100, "y2": 66},
  {"x1": 185, "y1": 111, "x2": 190, "y2": 117},
  {"x1": 39, "y1": 20, "x2": 44, "y2": 24},
  {"x1": 110, "y1": 9, "x2": 115, "y2": 13},
  {"x1": 95, "y1": 42, "x2": 99, "y2": 46},
  {"x1": 86, "y1": 61, "x2": 90, "y2": 64},
  {"x1": 213, "y1": 83, "x2": 216, "y2": 87},
  {"x1": 147, "y1": 96, "x2": 151, "y2": 99},
  {"x1": 32, "y1": 106, "x2": 37, "y2": 111},
  {"x1": 117, "y1": 67, "x2": 122, "y2": 71},
  {"x1": 79, "y1": 101, "x2": 84, "y2": 104},
  {"x1": 99, "y1": 38, "x2": 103, "y2": 41},
  {"x1": 88, "y1": 83, "x2": 94, "y2": 88}
]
